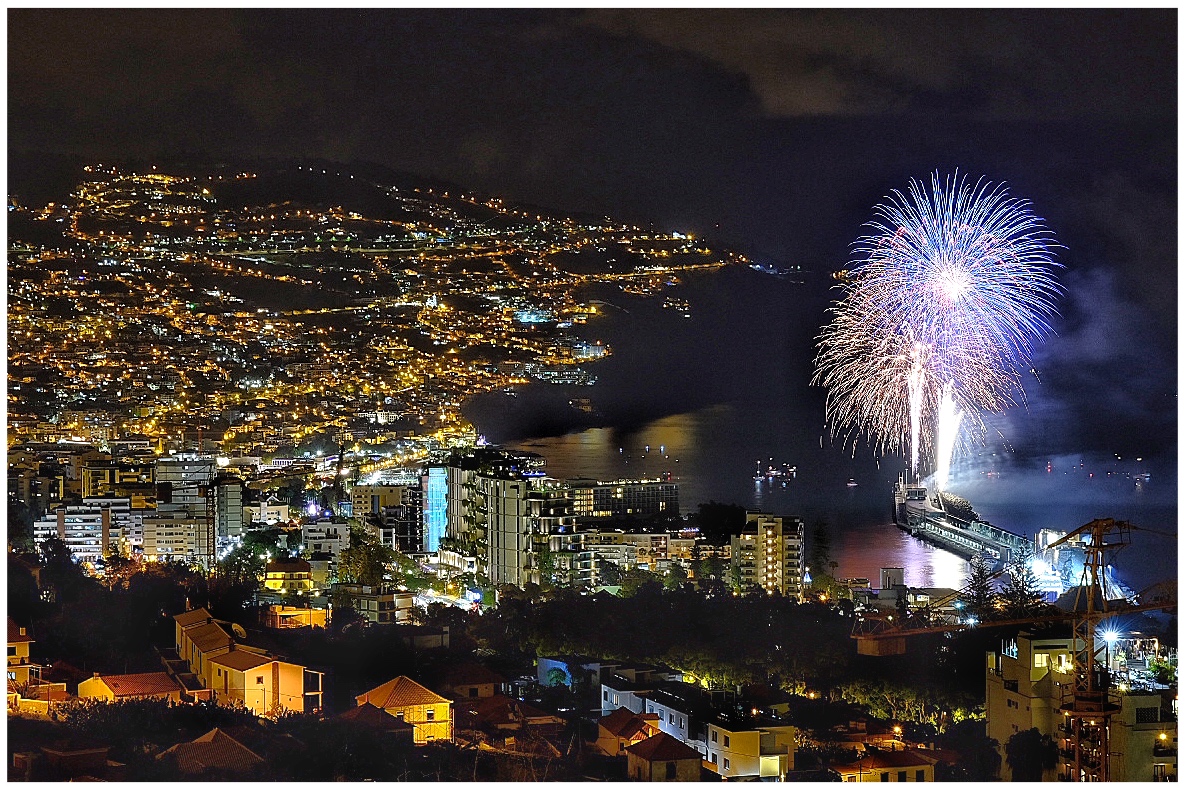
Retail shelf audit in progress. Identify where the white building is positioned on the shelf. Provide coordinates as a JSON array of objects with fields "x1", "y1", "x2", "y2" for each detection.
[
  {"x1": 731, "y1": 513, "x2": 805, "y2": 600},
  {"x1": 301, "y1": 520, "x2": 351, "y2": 559}
]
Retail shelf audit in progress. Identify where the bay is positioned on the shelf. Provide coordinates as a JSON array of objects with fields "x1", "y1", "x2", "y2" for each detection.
[{"x1": 464, "y1": 266, "x2": 1177, "y2": 592}]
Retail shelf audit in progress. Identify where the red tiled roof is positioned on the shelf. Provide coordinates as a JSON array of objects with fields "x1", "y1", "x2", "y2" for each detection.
[
  {"x1": 599, "y1": 707, "x2": 661, "y2": 738},
  {"x1": 337, "y1": 701, "x2": 416, "y2": 732},
  {"x1": 625, "y1": 731, "x2": 703, "y2": 763},
  {"x1": 8, "y1": 617, "x2": 33, "y2": 644},
  {"x1": 158, "y1": 728, "x2": 264, "y2": 775},
  {"x1": 265, "y1": 558, "x2": 311, "y2": 574},
  {"x1": 833, "y1": 749, "x2": 934, "y2": 772},
  {"x1": 207, "y1": 651, "x2": 272, "y2": 672},
  {"x1": 98, "y1": 672, "x2": 181, "y2": 698},
  {"x1": 357, "y1": 676, "x2": 450, "y2": 709}
]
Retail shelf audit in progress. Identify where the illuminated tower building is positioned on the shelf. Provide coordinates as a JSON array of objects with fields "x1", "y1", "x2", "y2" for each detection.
[{"x1": 730, "y1": 513, "x2": 805, "y2": 600}]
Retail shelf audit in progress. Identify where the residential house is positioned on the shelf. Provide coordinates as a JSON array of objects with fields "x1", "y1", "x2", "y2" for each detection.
[
  {"x1": 439, "y1": 661, "x2": 507, "y2": 700},
  {"x1": 831, "y1": 749, "x2": 936, "y2": 782},
  {"x1": 263, "y1": 558, "x2": 314, "y2": 595},
  {"x1": 600, "y1": 665, "x2": 681, "y2": 716},
  {"x1": 356, "y1": 675, "x2": 453, "y2": 745},
  {"x1": 156, "y1": 727, "x2": 266, "y2": 777},
  {"x1": 626, "y1": 731, "x2": 705, "y2": 782},
  {"x1": 332, "y1": 582, "x2": 416, "y2": 624},
  {"x1": 7, "y1": 617, "x2": 69, "y2": 715},
  {"x1": 704, "y1": 719, "x2": 797, "y2": 780},
  {"x1": 78, "y1": 672, "x2": 183, "y2": 702},
  {"x1": 642, "y1": 684, "x2": 707, "y2": 755},
  {"x1": 8, "y1": 617, "x2": 36, "y2": 686},
  {"x1": 597, "y1": 707, "x2": 663, "y2": 757},
  {"x1": 172, "y1": 608, "x2": 323, "y2": 715},
  {"x1": 206, "y1": 647, "x2": 318, "y2": 716}
]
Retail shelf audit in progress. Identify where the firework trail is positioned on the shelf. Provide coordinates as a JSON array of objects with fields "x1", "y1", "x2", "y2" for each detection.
[
  {"x1": 935, "y1": 380, "x2": 962, "y2": 491},
  {"x1": 814, "y1": 173, "x2": 1062, "y2": 481}
]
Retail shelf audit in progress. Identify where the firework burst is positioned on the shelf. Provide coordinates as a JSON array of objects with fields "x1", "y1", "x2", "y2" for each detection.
[{"x1": 814, "y1": 173, "x2": 1062, "y2": 478}]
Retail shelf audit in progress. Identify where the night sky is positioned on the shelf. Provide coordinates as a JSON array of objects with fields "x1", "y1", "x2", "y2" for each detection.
[{"x1": 8, "y1": 9, "x2": 1178, "y2": 466}]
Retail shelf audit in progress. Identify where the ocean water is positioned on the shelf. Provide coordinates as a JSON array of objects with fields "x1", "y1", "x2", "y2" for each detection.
[{"x1": 463, "y1": 267, "x2": 1177, "y2": 592}]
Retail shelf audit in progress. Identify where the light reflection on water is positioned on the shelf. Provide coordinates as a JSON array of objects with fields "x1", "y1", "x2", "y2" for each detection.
[{"x1": 508, "y1": 407, "x2": 972, "y2": 590}]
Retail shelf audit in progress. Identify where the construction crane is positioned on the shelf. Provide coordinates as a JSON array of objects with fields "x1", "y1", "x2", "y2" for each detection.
[{"x1": 851, "y1": 518, "x2": 1176, "y2": 782}]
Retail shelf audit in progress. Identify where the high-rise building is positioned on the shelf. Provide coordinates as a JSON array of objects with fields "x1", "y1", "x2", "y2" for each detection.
[
  {"x1": 352, "y1": 482, "x2": 423, "y2": 552},
  {"x1": 422, "y1": 466, "x2": 447, "y2": 553},
  {"x1": 730, "y1": 513, "x2": 805, "y2": 600},
  {"x1": 155, "y1": 456, "x2": 216, "y2": 565},
  {"x1": 214, "y1": 475, "x2": 244, "y2": 540}
]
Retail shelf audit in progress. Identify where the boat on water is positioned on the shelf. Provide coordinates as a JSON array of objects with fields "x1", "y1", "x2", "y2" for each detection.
[
  {"x1": 753, "y1": 459, "x2": 797, "y2": 481},
  {"x1": 847, "y1": 478, "x2": 858, "y2": 487}
]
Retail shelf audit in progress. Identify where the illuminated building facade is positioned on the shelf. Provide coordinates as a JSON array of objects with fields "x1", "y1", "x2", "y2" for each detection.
[{"x1": 729, "y1": 513, "x2": 805, "y2": 599}]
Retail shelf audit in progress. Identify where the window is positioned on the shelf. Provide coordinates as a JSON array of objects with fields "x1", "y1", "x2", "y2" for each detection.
[
  {"x1": 709, "y1": 753, "x2": 716, "y2": 764},
  {"x1": 678, "y1": 717, "x2": 684, "y2": 728},
  {"x1": 1033, "y1": 653, "x2": 1049, "y2": 668},
  {"x1": 724, "y1": 758, "x2": 730, "y2": 770},
  {"x1": 1007, "y1": 699, "x2": 1019, "y2": 709},
  {"x1": 723, "y1": 735, "x2": 730, "y2": 748},
  {"x1": 217, "y1": 669, "x2": 222, "y2": 677},
  {"x1": 1136, "y1": 707, "x2": 1160, "y2": 724},
  {"x1": 7, "y1": 647, "x2": 15, "y2": 656},
  {"x1": 1003, "y1": 680, "x2": 1018, "y2": 692},
  {"x1": 256, "y1": 676, "x2": 265, "y2": 684},
  {"x1": 469, "y1": 687, "x2": 478, "y2": 698},
  {"x1": 426, "y1": 709, "x2": 435, "y2": 721},
  {"x1": 669, "y1": 713, "x2": 675, "y2": 724},
  {"x1": 665, "y1": 762, "x2": 676, "y2": 780},
  {"x1": 916, "y1": 769, "x2": 926, "y2": 782},
  {"x1": 880, "y1": 772, "x2": 889, "y2": 782},
  {"x1": 898, "y1": 771, "x2": 907, "y2": 781},
  {"x1": 603, "y1": 690, "x2": 609, "y2": 701},
  {"x1": 711, "y1": 731, "x2": 718, "y2": 743}
]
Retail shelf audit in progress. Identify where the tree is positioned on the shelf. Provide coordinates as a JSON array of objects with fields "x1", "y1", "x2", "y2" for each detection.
[
  {"x1": 1005, "y1": 727, "x2": 1057, "y2": 781},
  {"x1": 597, "y1": 560, "x2": 623, "y2": 586},
  {"x1": 336, "y1": 527, "x2": 395, "y2": 586},
  {"x1": 962, "y1": 554, "x2": 998, "y2": 621},
  {"x1": 620, "y1": 567, "x2": 662, "y2": 597},
  {"x1": 8, "y1": 497, "x2": 36, "y2": 552},
  {"x1": 999, "y1": 547, "x2": 1044, "y2": 618},
  {"x1": 217, "y1": 544, "x2": 265, "y2": 587},
  {"x1": 664, "y1": 563, "x2": 687, "y2": 590}
]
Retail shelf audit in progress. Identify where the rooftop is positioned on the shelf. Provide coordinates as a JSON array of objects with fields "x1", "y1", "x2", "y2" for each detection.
[
  {"x1": 357, "y1": 675, "x2": 451, "y2": 709},
  {"x1": 93, "y1": 672, "x2": 181, "y2": 698},
  {"x1": 625, "y1": 731, "x2": 703, "y2": 763}
]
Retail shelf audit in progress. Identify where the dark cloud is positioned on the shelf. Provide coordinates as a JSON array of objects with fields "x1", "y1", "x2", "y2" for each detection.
[{"x1": 581, "y1": 9, "x2": 1176, "y2": 121}]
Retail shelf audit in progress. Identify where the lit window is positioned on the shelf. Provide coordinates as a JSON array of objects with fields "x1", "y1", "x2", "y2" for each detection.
[{"x1": 1034, "y1": 653, "x2": 1049, "y2": 668}]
